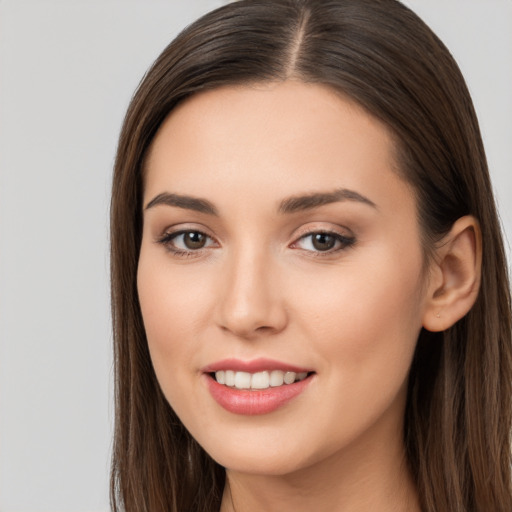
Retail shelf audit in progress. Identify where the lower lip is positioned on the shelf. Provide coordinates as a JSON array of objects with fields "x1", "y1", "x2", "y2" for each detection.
[{"x1": 204, "y1": 374, "x2": 313, "y2": 415}]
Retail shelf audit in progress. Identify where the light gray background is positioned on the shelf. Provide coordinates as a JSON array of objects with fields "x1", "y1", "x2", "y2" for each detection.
[{"x1": 0, "y1": 1, "x2": 510, "y2": 511}]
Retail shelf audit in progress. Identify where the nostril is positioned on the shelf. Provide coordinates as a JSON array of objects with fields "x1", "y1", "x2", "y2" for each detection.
[{"x1": 255, "y1": 325, "x2": 276, "y2": 332}]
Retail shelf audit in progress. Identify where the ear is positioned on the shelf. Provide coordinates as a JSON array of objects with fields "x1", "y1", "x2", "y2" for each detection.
[{"x1": 422, "y1": 216, "x2": 482, "y2": 332}]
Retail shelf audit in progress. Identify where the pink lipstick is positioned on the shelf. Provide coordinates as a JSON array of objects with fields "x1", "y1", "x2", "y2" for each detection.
[{"x1": 202, "y1": 358, "x2": 314, "y2": 415}]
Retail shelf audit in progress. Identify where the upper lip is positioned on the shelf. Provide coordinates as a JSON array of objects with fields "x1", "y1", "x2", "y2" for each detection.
[{"x1": 202, "y1": 358, "x2": 313, "y2": 374}]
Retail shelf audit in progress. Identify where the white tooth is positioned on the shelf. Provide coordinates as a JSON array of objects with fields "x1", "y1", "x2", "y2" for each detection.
[
  {"x1": 234, "y1": 371, "x2": 251, "y2": 389},
  {"x1": 225, "y1": 370, "x2": 235, "y2": 387},
  {"x1": 284, "y1": 371, "x2": 296, "y2": 385},
  {"x1": 251, "y1": 371, "x2": 270, "y2": 389},
  {"x1": 270, "y1": 370, "x2": 284, "y2": 387},
  {"x1": 215, "y1": 370, "x2": 225, "y2": 384},
  {"x1": 296, "y1": 372, "x2": 307, "y2": 382}
]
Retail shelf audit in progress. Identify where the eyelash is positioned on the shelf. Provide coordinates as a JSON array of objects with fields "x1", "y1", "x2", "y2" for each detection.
[{"x1": 156, "y1": 229, "x2": 356, "y2": 258}]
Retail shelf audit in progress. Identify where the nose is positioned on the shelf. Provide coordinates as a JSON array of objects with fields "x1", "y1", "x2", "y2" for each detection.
[{"x1": 215, "y1": 246, "x2": 288, "y2": 339}]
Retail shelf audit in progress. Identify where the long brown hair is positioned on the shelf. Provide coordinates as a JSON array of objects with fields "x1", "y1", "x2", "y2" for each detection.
[{"x1": 110, "y1": 1, "x2": 512, "y2": 510}]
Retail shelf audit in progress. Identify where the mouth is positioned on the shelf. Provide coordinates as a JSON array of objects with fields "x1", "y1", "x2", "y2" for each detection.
[
  {"x1": 210, "y1": 369, "x2": 313, "y2": 390},
  {"x1": 202, "y1": 359, "x2": 315, "y2": 415}
]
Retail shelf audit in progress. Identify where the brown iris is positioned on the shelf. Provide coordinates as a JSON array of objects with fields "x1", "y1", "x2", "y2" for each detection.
[
  {"x1": 311, "y1": 233, "x2": 337, "y2": 251},
  {"x1": 183, "y1": 231, "x2": 207, "y2": 249}
]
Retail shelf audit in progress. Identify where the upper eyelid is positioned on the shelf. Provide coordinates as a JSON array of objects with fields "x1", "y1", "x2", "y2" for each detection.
[
  {"x1": 156, "y1": 224, "x2": 216, "y2": 240},
  {"x1": 157, "y1": 228, "x2": 216, "y2": 243},
  {"x1": 157, "y1": 226, "x2": 352, "y2": 238},
  {"x1": 296, "y1": 230, "x2": 353, "y2": 240},
  {"x1": 291, "y1": 223, "x2": 355, "y2": 240}
]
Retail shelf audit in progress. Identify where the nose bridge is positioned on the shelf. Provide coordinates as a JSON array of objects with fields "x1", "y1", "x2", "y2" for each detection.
[{"x1": 217, "y1": 239, "x2": 286, "y2": 337}]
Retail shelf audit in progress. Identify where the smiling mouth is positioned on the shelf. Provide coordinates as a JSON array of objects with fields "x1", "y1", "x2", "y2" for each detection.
[{"x1": 211, "y1": 370, "x2": 313, "y2": 390}]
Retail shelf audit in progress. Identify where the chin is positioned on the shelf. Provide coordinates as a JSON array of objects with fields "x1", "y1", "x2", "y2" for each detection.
[
  {"x1": 213, "y1": 449, "x2": 311, "y2": 477},
  {"x1": 194, "y1": 425, "x2": 331, "y2": 477}
]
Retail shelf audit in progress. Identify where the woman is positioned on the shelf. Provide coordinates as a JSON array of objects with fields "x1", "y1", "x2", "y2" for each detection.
[{"x1": 110, "y1": 0, "x2": 512, "y2": 510}]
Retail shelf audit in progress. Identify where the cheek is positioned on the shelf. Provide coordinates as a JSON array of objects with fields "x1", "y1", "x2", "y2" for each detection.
[
  {"x1": 285, "y1": 252, "x2": 425, "y2": 451},
  {"x1": 138, "y1": 242, "x2": 218, "y2": 326},
  {"x1": 136, "y1": 252, "x2": 213, "y2": 381},
  {"x1": 291, "y1": 248, "x2": 425, "y2": 382}
]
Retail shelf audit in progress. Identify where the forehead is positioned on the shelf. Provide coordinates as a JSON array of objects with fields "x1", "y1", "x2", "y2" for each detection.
[{"x1": 143, "y1": 80, "x2": 411, "y2": 215}]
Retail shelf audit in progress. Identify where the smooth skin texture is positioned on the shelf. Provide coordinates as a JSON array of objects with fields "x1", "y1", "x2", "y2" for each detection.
[{"x1": 137, "y1": 81, "x2": 481, "y2": 512}]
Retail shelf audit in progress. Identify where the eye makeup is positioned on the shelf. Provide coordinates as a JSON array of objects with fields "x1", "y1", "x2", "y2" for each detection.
[{"x1": 155, "y1": 226, "x2": 356, "y2": 259}]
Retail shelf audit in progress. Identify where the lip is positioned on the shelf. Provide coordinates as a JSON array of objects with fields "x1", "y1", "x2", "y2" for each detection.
[
  {"x1": 202, "y1": 357, "x2": 312, "y2": 374},
  {"x1": 202, "y1": 358, "x2": 315, "y2": 415}
]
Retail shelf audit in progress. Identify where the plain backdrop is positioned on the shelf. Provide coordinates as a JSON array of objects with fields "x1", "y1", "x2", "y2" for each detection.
[{"x1": 0, "y1": 1, "x2": 510, "y2": 511}]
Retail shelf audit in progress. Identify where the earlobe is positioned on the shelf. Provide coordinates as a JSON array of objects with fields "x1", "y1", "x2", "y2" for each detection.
[{"x1": 422, "y1": 216, "x2": 482, "y2": 332}]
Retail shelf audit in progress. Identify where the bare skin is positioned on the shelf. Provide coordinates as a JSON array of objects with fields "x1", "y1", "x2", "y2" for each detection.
[{"x1": 138, "y1": 80, "x2": 480, "y2": 512}]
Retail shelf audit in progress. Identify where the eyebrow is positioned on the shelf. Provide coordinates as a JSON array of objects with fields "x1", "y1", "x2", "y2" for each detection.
[
  {"x1": 144, "y1": 187, "x2": 376, "y2": 216},
  {"x1": 145, "y1": 192, "x2": 218, "y2": 215},
  {"x1": 278, "y1": 188, "x2": 377, "y2": 213}
]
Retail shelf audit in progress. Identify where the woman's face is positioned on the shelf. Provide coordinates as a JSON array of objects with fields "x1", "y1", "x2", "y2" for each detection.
[{"x1": 138, "y1": 81, "x2": 429, "y2": 476}]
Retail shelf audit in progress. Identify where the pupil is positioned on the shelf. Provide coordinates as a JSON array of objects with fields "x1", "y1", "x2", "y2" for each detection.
[
  {"x1": 312, "y1": 233, "x2": 335, "y2": 251},
  {"x1": 185, "y1": 232, "x2": 206, "y2": 249}
]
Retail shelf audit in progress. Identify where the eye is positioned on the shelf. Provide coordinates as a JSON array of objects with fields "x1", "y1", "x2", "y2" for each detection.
[
  {"x1": 157, "y1": 230, "x2": 216, "y2": 254},
  {"x1": 293, "y1": 231, "x2": 355, "y2": 253}
]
